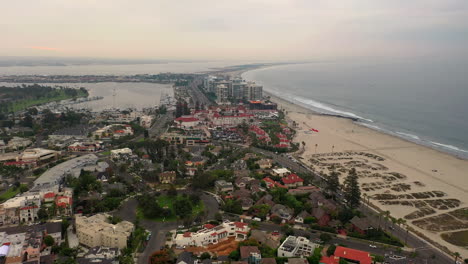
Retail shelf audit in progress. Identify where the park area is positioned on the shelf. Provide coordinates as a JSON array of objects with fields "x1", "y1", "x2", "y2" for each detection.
[{"x1": 137, "y1": 193, "x2": 204, "y2": 222}]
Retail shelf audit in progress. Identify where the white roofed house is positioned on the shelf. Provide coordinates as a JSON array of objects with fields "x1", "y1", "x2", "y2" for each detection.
[
  {"x1": 110, "y1": 148, "x2": 132, "y2": 160},
  {"x1": 174, "y1": 220, "x2": 250, "y2": 247},
  {"x1": 277, "y1": 236, "x2": 318, "y2": 258},
  {"x1": 271, "y1": 168, "x2": 290, "y2": 177},
  {"x1": 215, "y1": 180, "x2": 234, "y2": 193}
]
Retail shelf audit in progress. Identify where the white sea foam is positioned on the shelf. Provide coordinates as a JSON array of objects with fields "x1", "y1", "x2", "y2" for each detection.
[
  {"x1": 396, "y1": 132, "x2": 421, "y2": 140},
  {"x1": 430, "y1": 141, "x2": 468, "y2": 153},
  {"x1": 288, "y1": 95, "x2": 374, "y2": 122}
]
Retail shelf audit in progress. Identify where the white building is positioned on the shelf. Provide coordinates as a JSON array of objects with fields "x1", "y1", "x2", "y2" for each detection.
[
  {"x1": 32, "y1": 154, "x2": 99, "y2": 191},
  {"x1": 7, "y1": 137, "x2": 32, "y2": 150},
  {"x1": 244, "y1": 82, "x2": 263, "y2": 101},
  {"x1": 272, "y1": 168, "x2": 291, "y2": 177},
  {"x1": 76, "y1": 214, "x2": 134, "y2": 249},
  {"x1": 277, "y1": 236, "x2": 318, "y2": 258},
  {"x1": 216, "y1": 84, "x2": 229, "y2": 103},
  {"x1": 215, "y1": 180, "x2": 234, "y2": 193},
  {"x1": 175, "y1": 116, "x2": 200, "y2": 129},
  {"x1": 140, "y1": 115, "x2": 154, "y2": 128},
  {"x1": 110, "y1": 148, "x2": 133, "y2": 159},
  {"x1": 19, "y1": 148, "x2": 59, "y2": 162},
  {"x1": 174, "y1": 220, "x2": 250, "y2": 247}
]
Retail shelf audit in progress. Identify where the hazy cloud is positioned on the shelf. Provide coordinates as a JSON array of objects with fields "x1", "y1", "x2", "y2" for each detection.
[{"x1": 1, "y1": 0, "x2": 467, "y2": 60}]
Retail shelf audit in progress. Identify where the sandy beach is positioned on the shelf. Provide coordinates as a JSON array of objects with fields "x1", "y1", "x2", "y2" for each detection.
[{"x1": 266, "y1": 92, "x2": 468, "y2": 256}]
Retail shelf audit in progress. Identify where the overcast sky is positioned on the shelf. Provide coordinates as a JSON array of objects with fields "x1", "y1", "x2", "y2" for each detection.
[{"x1": 2, "y1": 0, "x2": 467, "y2": 60}]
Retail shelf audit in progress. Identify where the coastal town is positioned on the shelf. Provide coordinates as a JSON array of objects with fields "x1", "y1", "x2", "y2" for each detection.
[{"x1": 0, "y1": 69, "x2": 465, "y2": 264}]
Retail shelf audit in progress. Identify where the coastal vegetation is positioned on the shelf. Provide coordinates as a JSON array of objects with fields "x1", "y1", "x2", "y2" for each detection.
[{"x1": 0, "y1": 84, "x2": 88, "y2": 113}]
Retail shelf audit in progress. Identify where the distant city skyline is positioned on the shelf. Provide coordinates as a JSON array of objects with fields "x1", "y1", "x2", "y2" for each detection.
[{"x1": 2, "y1": 0, "x2": 467, "y2": 60}]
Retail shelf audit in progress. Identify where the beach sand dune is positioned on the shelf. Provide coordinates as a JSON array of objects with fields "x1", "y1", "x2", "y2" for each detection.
[{"x1": 270, "y1": 93, "x2": 468, "y2": 257}]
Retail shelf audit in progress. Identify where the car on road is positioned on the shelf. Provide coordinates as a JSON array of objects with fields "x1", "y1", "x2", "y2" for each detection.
[
  {"x1": 369, "y1": 244, "x2": 377, "y2": 248},
  {"x1": 178, "y1": 225, "x2": 185, "y2": 229}
]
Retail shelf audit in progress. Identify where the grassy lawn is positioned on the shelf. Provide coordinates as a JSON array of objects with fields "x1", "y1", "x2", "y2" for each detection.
[
  {"x1": 0, "y1": 187, "x2": 20, "y2": 202},
  {"x1": 8, "y1": 90, "x2": 87, "y2": 112},
  {"x1": 100, "y1": 150, "x2": 111, "y2": 156},
  {"x1": 138, "y1": 194, "x2": 204, "y2": 222}
]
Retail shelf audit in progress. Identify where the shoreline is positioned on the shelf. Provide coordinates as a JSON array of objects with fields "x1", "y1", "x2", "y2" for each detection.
[
  {"x1": 240, "y1": 66, "x2": 468, "y2": 161},
  {"x1": 228, "y1": 67, "x2": 468, "y2": 257},
  {"x1": 267, "y1": 90, "x2": 468, "y2": 257}
]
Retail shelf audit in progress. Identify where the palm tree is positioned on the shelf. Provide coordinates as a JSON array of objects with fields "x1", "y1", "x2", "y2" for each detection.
[
  {"x1": 302, "y1": 141, "x2": 306, "y2": 150},
  {"x1": 315, "y1": 144, "x2": 318, "y2": 153},
  {"x1": 384, "y1": 210, "x2": 391, "y2": 230},
  {"x1": 454, "y1": 252, "x2": 460, "y2": 263}
]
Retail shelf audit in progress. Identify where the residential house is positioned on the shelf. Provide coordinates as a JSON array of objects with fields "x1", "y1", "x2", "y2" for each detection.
[
  {"x1": 215, "y1": 180, "x2": 234, "y2": 193},
  {"x1": 295, "y1": 211, "x2": 311, "y2": 224},
  {"x1": 312, "y1": 207, "x2": 331, "y2": 227},
  {"x1": 271, "y1": 168, "x2": 290, "y2": 177},
  {"x1": 159, "y1": 171, "x2": 176, "y2": 184},
  {"x1": 263, "y1": 177, "x2": 286, "y2": 189},
  {"x1": 270, "y1": 204, "x2": 293, "y2": 221},
  {"x1": 176, "y1": 252, "x2": 196, "y2": 264},
  {"x1": 281, "y1": 174, "x2": 304, "y2": 188},
  {"x1": 331, "y1": 246, "x2": 372, "y2": 264},
  {"x1": 350, "y1": 216, "x2": 373, "y2": 235},
  {"x1": 255, "y1": 195, "x2": 275, "y2": 208},
  {"x1": 277, "y1": 236, "x2": 318, "y2": 257},
  {"x1": 249, "y1": 230, "x2": 280, "y2": 249},
  {"x1": 174, "y1": 220, "x2": 250, "y2": 247},
  {"x1": 256, "y1": 159, "x2": 272, "y2": 169},
  {"x1": 240, "y1": 246, "x2": 261, "y2": 261},
  {"x1": 239, "y1": 197, "x2": 254, "y2": 211}
]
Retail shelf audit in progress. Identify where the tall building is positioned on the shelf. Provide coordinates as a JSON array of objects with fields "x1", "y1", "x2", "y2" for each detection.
[
  {"x1": 232, "y1": 82, "x2": 247, "y2": 100},
  {"x1": 244, "y1": 82, "x2": 263, "y2": 101},
  {"x1": 216, "y1": 84, "x2": 229, "y2": 103}
]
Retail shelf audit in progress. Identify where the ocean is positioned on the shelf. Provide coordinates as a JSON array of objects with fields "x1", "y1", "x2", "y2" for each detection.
[{"x1": 242, "y1": 58, "x2": 468, "y2": 159}]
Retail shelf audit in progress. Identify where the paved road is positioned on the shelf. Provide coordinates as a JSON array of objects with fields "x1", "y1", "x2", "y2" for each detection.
[
  {"x1": 187, "y1": 77, "x2": 213, "y2": 107},
  {"x1": 114, "y1": 191, "x2": 219, "y2": 264},
  {"x1": 149, "y1": 110, "x2": 174, "y2": 138}
]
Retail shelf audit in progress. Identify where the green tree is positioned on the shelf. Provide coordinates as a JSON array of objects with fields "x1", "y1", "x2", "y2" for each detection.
[
  {"x1": 229, "y1": 250, "x2": 240, "y2": 261},
  {"x1": 44, "y1": 235, "x2": 55, "y2": 247},
  {"x1": 343, "y1": 168, "x2": 361, "y2": 208},
  {"x1": 327, "y1": 245, "x2": 336, "y2": 256},
  {"x1": 320, "y1": 233, "x2": 333, "y2": 243},
  {"x1": 174, "y1": 198, "x2": 193, "y2": 218},
  {"x1": 326, "y1": 170, "x2": 340, "y2": 198},
  {"x1": 200, "y1": 252, "x2": 211, "y2": 260}
]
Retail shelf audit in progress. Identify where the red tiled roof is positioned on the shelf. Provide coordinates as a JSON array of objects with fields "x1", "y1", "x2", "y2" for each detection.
[
  {"x1": 319, "y1": 255, "x2": 340, "y2": 264},
  {"x1": 175, "y1": 117, "x2": 199, "y2": 122},
  {"x1": 234, "y1": 222, "x2": 248, "y2": 229},
  {"x1": 334, "y1": 246, "x2": 372, "y2": 264},
  {"x1": 204, "y1": 224, "x2": 216, "y2": 229},
  {"x1": 183, "y1": 232, "x2": 192, "y2": 237},
  {"x1": 282, "y1": 174, "x2": 304, "y2": 184},
  {"x1": 44, "y1": 192, "x2": 55, "y2": 199},
  {"x1": 20, "y1": 206, "x2": 38, "y2": 210}
]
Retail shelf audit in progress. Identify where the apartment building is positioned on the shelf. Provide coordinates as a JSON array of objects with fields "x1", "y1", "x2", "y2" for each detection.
[{"x1": 75, "y1": 214, "x2": 134, "y2": 249}]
